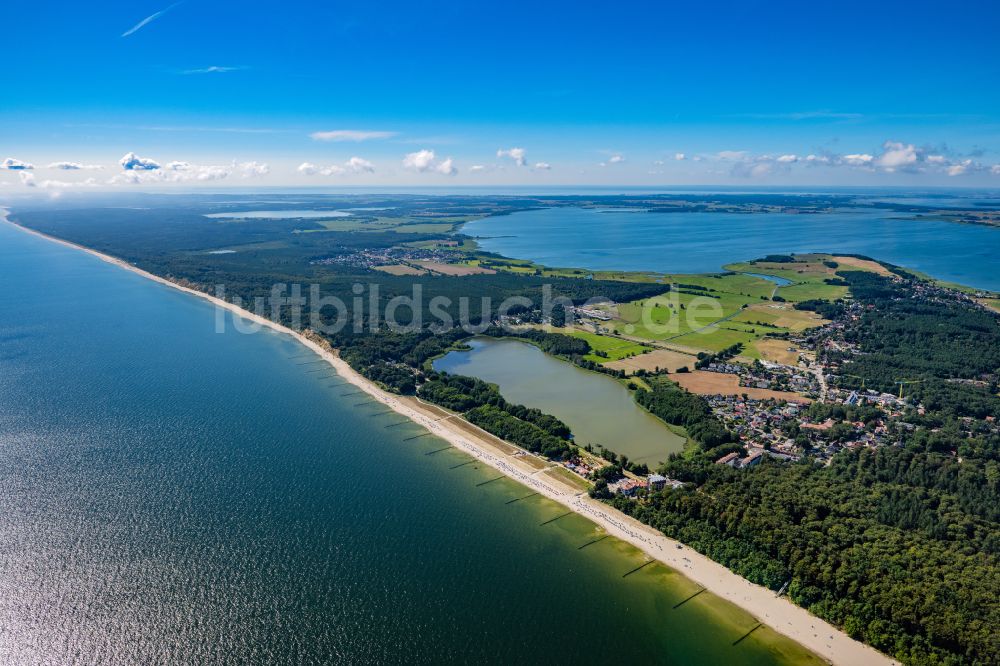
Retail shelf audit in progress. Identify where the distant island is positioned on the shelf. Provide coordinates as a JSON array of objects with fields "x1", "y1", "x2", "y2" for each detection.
[{"x1": 7, "y1": 192, "x2": 999, "y2": 666}]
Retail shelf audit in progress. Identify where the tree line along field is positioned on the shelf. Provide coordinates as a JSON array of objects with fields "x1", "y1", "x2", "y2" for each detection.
[{"x1": 553, "y1": 327, "x2": 651, "y2": 362}]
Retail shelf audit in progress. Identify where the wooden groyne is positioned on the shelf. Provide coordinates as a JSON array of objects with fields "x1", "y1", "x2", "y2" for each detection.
[
  {"x1": 577, "y1": 534, "x2": 609, "y2": 550},
  {"x1": 622, "y1": 560, "x2": 654, "y2": 578},
  {"x1": 732, "y1": 623, "x2": 762, "y2": 646},
  {"x1": 505, "y1": 492, "x2": 539, "y2": 505},
  {"x1": 540, "y1": 510, "x2": 573, "y2": 526},
  {"x1": 475, "y1": 475, "x2": 505, "y2": 486},
  {"x1": 673, "y1": 588, "x2": 706, "y2": 609}
]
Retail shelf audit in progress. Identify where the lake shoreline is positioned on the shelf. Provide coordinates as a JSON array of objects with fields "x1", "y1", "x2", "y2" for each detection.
[
  {"x1": 4, "y1": 214, "x2": 895, "y2": 666},
  {"x1": 460, "y1": 207, "x2": 1000, "y2": 292},
  {"x1": 433, "y1": 334, "x2": 687, "y2": 463}
]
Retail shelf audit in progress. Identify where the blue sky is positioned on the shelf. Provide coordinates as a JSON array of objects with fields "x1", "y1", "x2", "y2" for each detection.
[{"x1": 2, "y1": 0, "x2": 1000, "y2": 188}]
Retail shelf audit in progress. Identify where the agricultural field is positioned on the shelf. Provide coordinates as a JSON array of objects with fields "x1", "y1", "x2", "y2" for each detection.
[
  {"x1": 294, "y1": 214, "x2": 470, "y2": 235},
  {"x1": 374, "y1": 264, "x2": 427, "y2": 276},
  {"x1": 557, "y1": 328, "x2": 651, "y2": 362},
  {"x1": 660, "y1": 272, "x2": 777, "y2": 299},
  {"x1": 733, "y1": 302, "x2": 826, "y2": 332},
  {"x1": 609, "y1": 289, "x2": 754, "y2": 340},
  {"x1": 753, "y1": 338, "x2": 806, "y2": 365},
  {"x1": 828, "y1": 255, "x2": 895, "y2": 276},
  {"x1": 415, "y1": 261, "x2": 496, "y2": 276},
  {"x1": 671, "y1": 370, "x2": 813, "y2": 403},
  {"x1": 597, "y1": 273, "x2": 776, "y2": 350},
  {"x1": 603, "y1": 348, "x2": 697, "y2": 374},
  {"x1": 586, "y1": 265, "x2": 843, "y2": 355},
  {"x1": 723, "y1": 254, "x2": 851, "y2": 302},
  {"x1": 668, "y1": 324, "x2": 764, "y2": 355}
]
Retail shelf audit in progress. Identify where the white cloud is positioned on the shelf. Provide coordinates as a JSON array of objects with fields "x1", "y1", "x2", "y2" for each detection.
[
  {"x1": 402, "y1": 149, "x2": 437, "y2": 172},
  {"x1": 533, "y1": 162, "x2": 551, "y2": 170},
  {"x1": 310, "y1": 129, "x2": 396, "y2": 142},
  {"x1": 165, "y1": 161, "x2": 231, "y2": 180},
  {"x1": 711, "y1": 140, "x2": 993, "y2": 178},
  {"x1": 122, "y1": 2, "x2": 180, "y2": 37},
  {"x1": 608, "y1": 154, "x2": 625, "y2": 164},
  {"x1": 497, "y1": 147, "x2": 527, "y2": 167},
  {"x1": 236, "y1": 161, "x2": 269, "y2": 178},
  {"x1": 119, "y1": 152, "x2": 161, "y2": 171},
  {"x1": 298, "y1": 157, "x2": 374, "y2": 176},
  {"x1": 842, "y1": 153, "x2": 874, "y2": 166},
  {"x1": 947, "y1": 160, "x2": 972, "y2": 177},
  {"x1": 111, "y1": 156, "x2": 268, "y2": 184},
  {"x1": 47, "y1": 161, "x2": 103, "y2": 170},
  {"x1": 400, "y1": 150, "x2": 456, "y2": 175},
  {"x1": 182, "y1": 66, "x2": 243, "y2": 75},
  {"x1": 875, "y1": 141, "x2": 918, "y2": 171},
  {"x1": 345, "y1": 157, "x2": 374, "y2": 173},
  {"x1": 435, "y1": 157, "x2": 457, "y2": 176},
  {"x1": 992, "y1": 165, "x2": 1000, "y2": 175},
  {"x1": 469, "y1": 165, "x2": 486, "y2": 172},
  {"x1": 675, "y1": 153, "x2": 686, "y2": 161},
  {"x1": 18, "y1": 172, "x2": 98, "y2": 189},
  {"x1": 2, "y1": 157, "x2": 35, "y2": 170},
  {"x1": 402, "y1": 149, "x2": 436, "y2": 171}
]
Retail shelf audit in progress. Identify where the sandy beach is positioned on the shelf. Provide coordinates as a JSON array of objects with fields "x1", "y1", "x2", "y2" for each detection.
[{"x1": 5, "y1": 214, "x2": 895, "y2": 666}]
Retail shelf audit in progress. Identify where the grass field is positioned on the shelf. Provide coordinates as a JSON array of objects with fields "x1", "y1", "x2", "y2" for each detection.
[
  {"x1": 448, "y1": 251, "x2": 880, "y2": 357},
  {"x1": 723, "y1": 254, "x2": 854, "y2": 302},
  {"x1": 610, "y1": 290, "x2": 754, "y2": 340},
  {"x1": 558, "y1": 328, "x2": 651, "y2": 362},
  {"x1": 395, "y1": 223, "x2": 458, "y2": 234},
  {"x1": 544, "y1": 466, "x2": 593, "y2": 491},
  {"x1": 415, "y1": 261, "x2": 496, "y2": 276},
  {"x1": 295, "y1": 216, "x2": 464, "y2": 235},
  {"x1": 661, "y1": 272, "x2": 776, "y2": 299},
  {"x1": 732, "y1": 302, "x2": 825, "y2": 332},
  {"x1": 669, "y1": 325, "x2": 763, "y2": 354}
]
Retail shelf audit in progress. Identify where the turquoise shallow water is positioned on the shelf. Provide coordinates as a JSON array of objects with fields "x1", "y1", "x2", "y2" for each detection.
[
  {"x1": 0, "y1": 222, "x2": 820, "y2": 664},
  {"x1": 464, "y1": 208, "x2": 1000, "y2": 291}
]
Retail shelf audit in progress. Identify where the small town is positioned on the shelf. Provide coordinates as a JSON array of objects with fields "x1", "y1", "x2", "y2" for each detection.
[{"x1": 590, "y1": 274, "x2": 1000, "y2": 499}]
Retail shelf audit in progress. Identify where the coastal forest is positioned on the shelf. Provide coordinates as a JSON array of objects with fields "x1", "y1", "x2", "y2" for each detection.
[{"x1": 622, "y1": 271, "x2": 1000, "y2": 665}]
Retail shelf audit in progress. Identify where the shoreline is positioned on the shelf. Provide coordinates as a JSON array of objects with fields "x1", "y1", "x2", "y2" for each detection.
[{"x1": 4, "y1": 214, "x2": 895, "y2": 666}]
